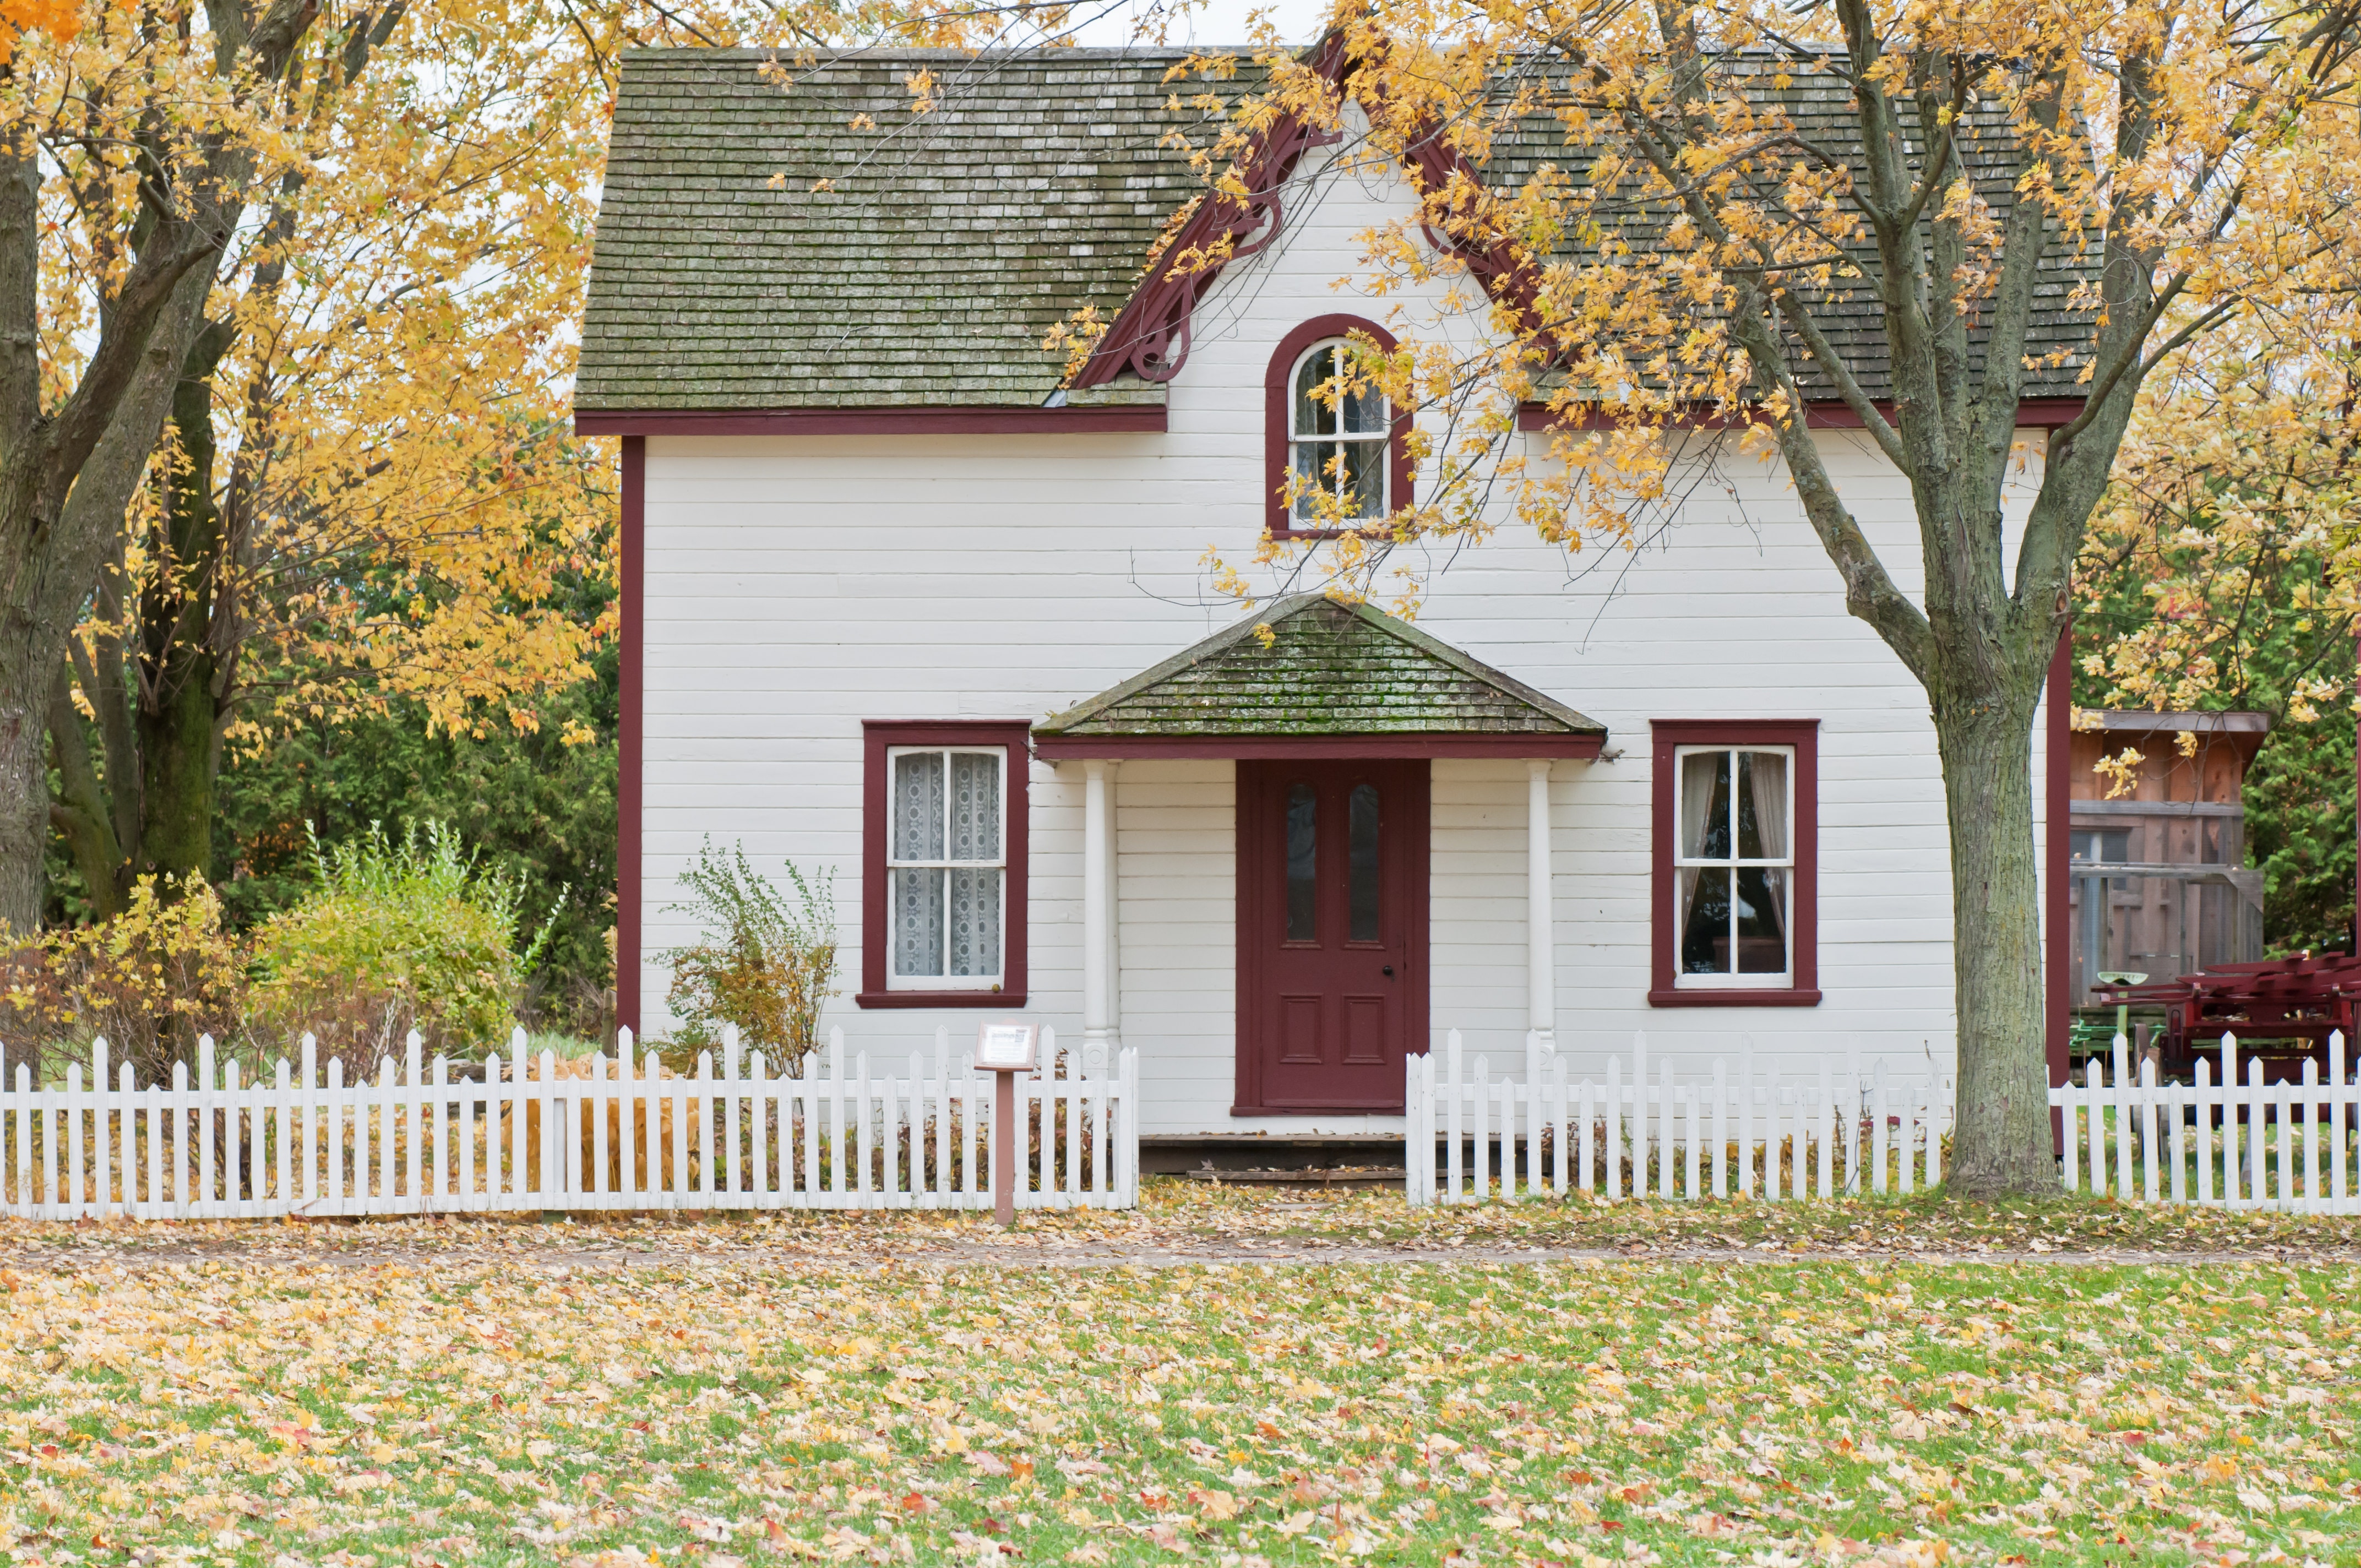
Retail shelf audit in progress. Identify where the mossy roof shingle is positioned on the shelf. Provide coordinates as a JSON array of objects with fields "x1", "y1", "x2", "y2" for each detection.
[
  {"x1": 579, "y1": 46, "x2": 2098, "y2": 413},
  {"x1": 1032, "y1": 596, "x2": 1607, "y2": 739}
]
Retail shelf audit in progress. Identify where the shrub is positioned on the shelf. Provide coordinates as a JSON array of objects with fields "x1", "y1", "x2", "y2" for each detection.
[
  {"x1": 661, "y1": 841, "x2": 837, "y2": 1069},
  {"x1": 249, "y1": 821, "x2": 559, "y2": 1070},
  {"x1": 0, "y1": 875, "x2": 247, "y2": 1085}
]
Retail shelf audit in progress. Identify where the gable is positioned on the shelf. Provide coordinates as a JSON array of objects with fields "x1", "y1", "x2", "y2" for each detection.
[{"x1": 1032, "y1": 595, "x2": 1607, "y2": 746}]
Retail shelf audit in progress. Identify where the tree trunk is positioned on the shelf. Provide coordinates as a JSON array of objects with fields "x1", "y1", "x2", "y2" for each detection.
[
  {"x1": 1932, "y1": 667, "x2": 2059, "y2": 1196},
  {"x1": 134, "y1": 325, "x2": 234, "y2": 888}
]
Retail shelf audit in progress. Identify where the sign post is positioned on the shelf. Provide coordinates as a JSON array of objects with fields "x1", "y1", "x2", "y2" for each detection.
[{"x1": 975, "y1": 1021, "x2": 1039, "y2": 1226}]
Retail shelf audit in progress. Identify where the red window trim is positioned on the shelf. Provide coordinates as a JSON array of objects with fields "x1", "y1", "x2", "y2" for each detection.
[
  {"x1": 857, "y1": 721, "x2": 1032, "y2": 1009},
  {"x1": 1649, "y1": 720, "x2": 1821, "y2": 1007},
  {"x1": 1265, "y1": 315, "x2": 1413, "y2": 541}
]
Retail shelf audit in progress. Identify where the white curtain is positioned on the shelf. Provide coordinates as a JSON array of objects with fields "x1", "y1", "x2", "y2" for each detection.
[
  {"x1": 1744, "y1": 750, "x2": 1789, "y2": 950},
  {"x1": 1677, "y1": 750, "x2": 1722, "y2": 943}
]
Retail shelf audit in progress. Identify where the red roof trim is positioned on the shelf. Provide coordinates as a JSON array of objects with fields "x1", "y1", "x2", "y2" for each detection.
[
  {"x1": 575, "y1": 406, "x2": 1165, "y2": 437},
  {"x1": 1033, "y1": 732, "x2": 1603, "y2": 760},
  {"x1": 1070, "y1": 34, "x2": 1354, "y2": 389},
  {"x1": 1517, "y1": 396, "x2": 2087, "y2": 433}
]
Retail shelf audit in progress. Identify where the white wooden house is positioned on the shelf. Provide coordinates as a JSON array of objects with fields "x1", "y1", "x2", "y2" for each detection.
[{"x1": 573, "y1": 44, "x2": 2088, "y2": 1142}]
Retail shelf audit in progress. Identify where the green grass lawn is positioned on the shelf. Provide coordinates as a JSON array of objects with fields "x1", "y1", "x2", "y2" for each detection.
[{"x1": 3, "y1": 1230, "x2": 2356, "y2": 1566}]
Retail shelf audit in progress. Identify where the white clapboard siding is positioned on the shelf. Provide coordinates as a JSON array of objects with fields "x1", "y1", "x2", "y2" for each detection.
[
  {"x1": 0, "y1": 1026, "x2": 1137, "y2": 1221},
  {"x1": 1406, "y1": 1030, "x2": 1950, "y2": 1206},
  {"x1": 2054, "y1": 1031, "x2": 2358, "y2": 1214}
]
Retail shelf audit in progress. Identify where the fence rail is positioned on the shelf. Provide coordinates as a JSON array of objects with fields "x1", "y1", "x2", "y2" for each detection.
[
  {"x1": 1405, "y1": 1032, "x2": 1952, "y2": 1206},
  {"x1": 0, "y1": 1025, "x2": 1138, "y2": 1220}
]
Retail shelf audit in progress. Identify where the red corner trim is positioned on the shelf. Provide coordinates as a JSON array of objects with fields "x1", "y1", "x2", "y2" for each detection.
[
  {"x1": 1263, "y1": 315, "x2": 1415, "y2": 540},
  {"x1": 858, "y1": 721, "x2": 1033, "y2": 1011},
  {"x1": 2046, "y1": 631, "x2": 2072, "y2": 1099},
  {"x1": 574, "y1": 406, "x2": 1164, "y2": 437},
  {"x1": 1518, "y1": 396, "x2": 2088, "y2": 433},
  {"x1": 1649, "y1": 720, "x2": 1820, "y2": 1007},
  {"x1": 617, "y1": 435, "x2": 645, "y2": 1040}
]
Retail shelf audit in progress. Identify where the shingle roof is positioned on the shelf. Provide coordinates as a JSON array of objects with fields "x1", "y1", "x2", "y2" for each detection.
[
  {"x1": 576, "y1": 48, "x2": 1223, "y2": 412},
  {"x1": 1032, "y1": 596, "x2": 1607, "y2": 739},
  {"x1": 578, "y1": 45, "x2": 2098, "y2": 413}
]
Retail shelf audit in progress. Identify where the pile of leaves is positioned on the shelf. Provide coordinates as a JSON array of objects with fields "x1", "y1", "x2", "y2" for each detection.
[{"x1": 1, "y1": 1237, "x2": 2354, "y2": 1566}]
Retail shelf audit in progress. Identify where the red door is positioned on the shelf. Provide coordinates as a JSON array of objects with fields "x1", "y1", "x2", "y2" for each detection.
[{"x1": 1236, "y1": 760, "x2": 1429, "y2": 1113}]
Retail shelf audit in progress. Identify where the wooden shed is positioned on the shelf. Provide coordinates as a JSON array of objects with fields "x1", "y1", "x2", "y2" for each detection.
[{"x1": 2066, "y1": 710, "x2": 2268, "y2": 1010}]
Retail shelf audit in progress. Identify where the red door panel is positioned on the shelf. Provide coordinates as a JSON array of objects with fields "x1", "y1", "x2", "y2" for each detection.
[{"x1": 1236, "y1": 760, "x2": 1429, "y2": 1112}]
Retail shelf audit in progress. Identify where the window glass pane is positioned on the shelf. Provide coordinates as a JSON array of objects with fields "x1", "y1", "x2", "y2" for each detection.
[
  {"x1": 1291, "y1": 439, "x2": 1333, "y2": 520},
  {"x1": 1342, "y1": 372, "x2": 1386, "y2": 434},
  {"x1": 1285, "y1": 783, "x2": 1318, "y2": 941},
  {"x1": 1680, "y1": 866, "x2": 1732, "y2": 974},
  {"x1": 1341, "y1": 438, "x2": 1384, "y2": 518},
  {"x1": 949, "y1": 752, "x2": 999, "y2": 862},
  {"x1": 1737, "y1": 749, "x2": 1788, "y2": 860},
  {"x1": 1294, "y1": 346, "x2": 1338, "y2": 438},
  {"x1": 892, "y1": 752, "x2": 945, "y2": 861},
  {"x1": 892, "y1": 867, "x2": 944, "y2": 977},
  {"x1": 1736, "y1": 865, "x2": 1787, "y2": 973},
  {"x1": 1348, "y1": 783, "x2": 1380, "y2": 941},
  {"x1": 948, "y1": 868, "x2": 1002, "y2": 978},
  {"x1": 1679, "y1": 750, "x2": 1729, "y2": 860}
]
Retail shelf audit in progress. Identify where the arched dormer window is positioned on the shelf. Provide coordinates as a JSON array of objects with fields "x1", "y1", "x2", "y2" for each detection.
[
  {"x1": 1264, "y1": 315, "x2": 1409, "y2": 539},
  {"x1": 1288, "y1": 340, "x2": 1389, "y2": 523}
]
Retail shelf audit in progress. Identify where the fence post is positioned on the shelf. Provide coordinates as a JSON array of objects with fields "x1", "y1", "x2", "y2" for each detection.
[
  {"x1": 1604, "y1": 1053, "x2": 1621, "y2": 1202},
  {"x1": 2333, "y1": 1032, "x2": 2349, "y2": 1215}
]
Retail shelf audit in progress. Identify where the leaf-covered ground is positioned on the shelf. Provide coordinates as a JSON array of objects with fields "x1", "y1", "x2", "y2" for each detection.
[{"x1": 3, "y1": 1190, "x2": 2358, "y2": 1567}]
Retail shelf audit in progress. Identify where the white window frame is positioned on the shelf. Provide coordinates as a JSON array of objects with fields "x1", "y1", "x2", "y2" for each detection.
[
  {"x1": 1672, "y1": 743, "x2": 1796, "y2": 989},
  {"x1": 885, "y1": 745, "x2": 1008, "y2": 992},
  {"x1": 1288, "y1": 338, "x2": 1389, "y2": 523}
]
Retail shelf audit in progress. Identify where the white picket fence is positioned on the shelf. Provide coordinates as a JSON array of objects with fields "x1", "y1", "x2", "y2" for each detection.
[
  {"x1": 0, "y1": 1025, "x2": 1138, "y2": 1220},
  {"x1": 2057, "y1": 1031, "x2": 2361, "y2": 1213},
  {"x1": 1405, "y1": 1032, "x2": 1952, "y2": 1206}
]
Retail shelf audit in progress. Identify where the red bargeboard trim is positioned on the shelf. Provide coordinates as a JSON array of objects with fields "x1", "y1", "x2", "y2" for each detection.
[
  {"x1": 1033, "y1": 732, "x2": 1603, "y2": 761},
  {"x1": 1519, "y1": 396, "x2": 2087, "y2": 433},
  {"x1": 575, "y1": 406, "x2": 1163, "y2": 438},
  {"x1": 618, "y1": 435, "x2": 645, "y2": 1039},
  {"x1": 1264, "y1": 315, "x2": 1414, "y2": 541},
  {"x1": 1648, "y1": 720, "x2": 1822, "y2": 1008},
  {"x1": 857, "y1": 721, "x2": 1032, "y2": 1010}
]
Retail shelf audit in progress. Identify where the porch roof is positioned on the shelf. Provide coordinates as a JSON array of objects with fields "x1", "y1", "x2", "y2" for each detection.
[{"x1": 1031, "y1": 595, "x2": 1606, "y2": 759}]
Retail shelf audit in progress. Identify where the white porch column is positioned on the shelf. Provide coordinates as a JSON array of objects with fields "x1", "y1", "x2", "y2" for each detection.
[
  {"x1": 1526, "y1": 759, "x2": 1555, "y2": 1053},
  {"x1": 1082, "y1": 760, "x2": 1117, "y2": 1058}
]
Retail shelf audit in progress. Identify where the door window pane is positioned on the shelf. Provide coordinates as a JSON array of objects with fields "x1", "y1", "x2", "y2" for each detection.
[
  {"x1": 1348, "y1": 783, "x2": 1380, "y2": 942},
  {"x1": 1285, "y1": 783, "x2": 1318, "y2": 941}
]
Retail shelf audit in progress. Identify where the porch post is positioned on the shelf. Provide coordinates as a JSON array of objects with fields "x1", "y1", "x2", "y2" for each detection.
[
  {"x1": 1084, "y1": 759, "x2": 1115, "y2": 1058},
  {"x1": 1527, "y1": 760, "x2": 1555, "y2": 1053}
]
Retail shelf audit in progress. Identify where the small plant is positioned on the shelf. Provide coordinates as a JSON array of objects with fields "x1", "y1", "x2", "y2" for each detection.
[
  {"x1": 661, "y1": 841, "x2": 837, "y2": 1070},
  {"x1": 0, "y1": 874, "x2": 247, "y2": 1085},
  {"x1": 249, "y1": 820, "x2": 562, "y2": 1069}
]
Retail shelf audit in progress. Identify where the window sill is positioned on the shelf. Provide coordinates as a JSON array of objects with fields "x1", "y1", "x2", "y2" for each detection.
[
  {"x1": 1648, "y1": 987, "x2": 1822, "y2": 1008},
  {"x1": 1266, "y1": 526, "x2": 1377, "y2": 542},
  {"x1": 855, "y1": 990, "x2": 1026, "y2": 1010}
]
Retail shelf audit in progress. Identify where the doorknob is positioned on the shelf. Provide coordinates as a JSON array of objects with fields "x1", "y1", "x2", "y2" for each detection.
[{"x1": 1383, "y1": 965, "x2": 1395, "y2": 978}]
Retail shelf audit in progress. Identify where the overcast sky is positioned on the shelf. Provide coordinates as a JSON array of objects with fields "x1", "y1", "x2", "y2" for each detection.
[{"x1": 1059, "y1": 0, "x2": 1332, "y2": 48}]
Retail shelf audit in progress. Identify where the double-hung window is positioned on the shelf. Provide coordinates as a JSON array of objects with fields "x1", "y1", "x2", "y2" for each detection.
[
  {"x1": 1650, "y1": 721, "x2": 1819, "y2": 1005},
  {"x1": 888, "y1": 747, "x2": 1005, "y2": 988},
  {"x1": 1673, "y1": 746, "x2": 1794, "y2": 984}
]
